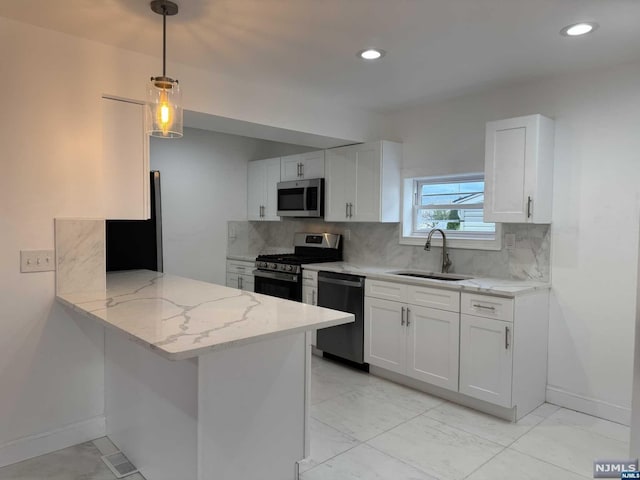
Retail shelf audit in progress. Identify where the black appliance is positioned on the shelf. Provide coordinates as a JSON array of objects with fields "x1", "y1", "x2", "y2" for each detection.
[
  {"x1": 277, "y1": 178, "x2": 324, "y2": 217},
  {"x1": 253, "y1": 233, "x2": 342, "y2": 301},
  {"x1": 106, "y1": 171, "x2": 163, "y2": 272},
  {"x1": 317, "y1": 272, "x2": 367, "y2": 367}
]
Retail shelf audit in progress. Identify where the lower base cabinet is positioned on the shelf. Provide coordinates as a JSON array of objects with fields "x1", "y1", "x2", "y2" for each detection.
[
  {"x1": 364, "y1": 279, "x2": 549, "y2": 420},
  {"x1": 459, "y1": 314, "x2": 512, "y2": 407},
  {"x1": 365, "y1": 296, "x2": 460, "y2": 391},
  {"x1": 226, "y1": 259, "x2": 255, "y2": 291}
]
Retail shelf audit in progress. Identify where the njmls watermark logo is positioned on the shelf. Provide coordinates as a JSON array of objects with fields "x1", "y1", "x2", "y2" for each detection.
[{"x1": 593, "y1": 459, "x2": 639, "y2": 478}]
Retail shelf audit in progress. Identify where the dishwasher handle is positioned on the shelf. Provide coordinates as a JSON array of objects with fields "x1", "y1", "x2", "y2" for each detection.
[{"x1": 318, "y1": 272, "x2": 365, "y2": 288}]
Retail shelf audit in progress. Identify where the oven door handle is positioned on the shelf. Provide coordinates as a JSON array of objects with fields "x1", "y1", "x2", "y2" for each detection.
[{"x1": 252, "y1": 269, "x2": 299, "y2": 283}]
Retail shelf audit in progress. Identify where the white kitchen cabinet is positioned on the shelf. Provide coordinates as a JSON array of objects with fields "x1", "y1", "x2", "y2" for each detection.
[
  {"x1": 365, "y1": 278, "x2": 549, "y2": 420},
  {"x1": 281, "y1": 151, "x2": 325, "y2": 181},
  {"x1": 325, "y1": 141, "x2": 401, "y2": 222},
  {"x1": 102, "y1": 97, "x2": 150, "y2": 220},
  {"x1": 406, "y1": 306, "x2": 460, "y2": 391},
  {"x1": 302, "y1": 269, "x2": 319, "y2": 346},
  {"x1": 365, "y1": 297, "x2": 407, "y2": 375},
  {"x1": 365, "y1": 281, "x2": 460, "y2": 391},
  {"x1": 484, "y1": 114, "x2": 555, "y2": 223},
  {"x1": 457, "y1": 291, "x2": 548, "y2": 418},
  {"x1": 226, "y1": 260, "x2": 255, "y2": 291},
  {"x1": 247, "y1": 158, "x2": 281, "y2": 221},
  {"x1": 459, "y1": 314, "x2": 512, "y2": 407}
]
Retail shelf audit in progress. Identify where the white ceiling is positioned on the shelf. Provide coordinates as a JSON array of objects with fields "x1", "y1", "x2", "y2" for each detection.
[{"x1": 3, "y1": 0, "x2": 640, "y2": 112}]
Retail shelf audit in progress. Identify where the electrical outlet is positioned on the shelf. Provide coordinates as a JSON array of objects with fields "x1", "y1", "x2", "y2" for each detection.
[
  {"x1": 228, "y1": 224, "x2": 236, "y2": 239},
  {"x1": 504, "y1": 234, "x2": 516, "y2": 250},
  {"x1": 20, "y1": 250, "x2": 55, "y2": 273},
  {"x1": 344, "y1": 229, "x2": 351, "y2": 241}
]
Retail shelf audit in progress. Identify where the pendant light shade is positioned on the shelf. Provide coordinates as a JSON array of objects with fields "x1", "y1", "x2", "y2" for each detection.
[{"x1": 146, "y1": 0, "x2": 183, "y2": 138}]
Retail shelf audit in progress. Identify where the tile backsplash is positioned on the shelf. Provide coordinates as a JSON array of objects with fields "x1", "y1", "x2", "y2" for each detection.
[{"x1": 228, "y1": 220, "x2": 550, "y2": 281}]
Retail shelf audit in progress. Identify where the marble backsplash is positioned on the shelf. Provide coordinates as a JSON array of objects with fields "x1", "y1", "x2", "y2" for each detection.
[
  {"x1": 228, "y1": 220, "x2": 550, "y2": 282},
  {"x1": 55, "y1": 218, "x2": 106, "y2": 295}
]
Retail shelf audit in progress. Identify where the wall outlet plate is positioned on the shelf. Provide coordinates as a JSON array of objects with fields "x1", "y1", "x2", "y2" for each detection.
[
  {"x1": 504, "y1": 233, "x2": 516, "y2": 250},
  {"x1": 20, "y1": 250, "x2": 55, "y2": 273}
]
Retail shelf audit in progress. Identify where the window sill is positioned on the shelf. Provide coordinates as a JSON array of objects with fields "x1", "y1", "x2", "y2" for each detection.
[{"x1": 399, "y1": 228, "x2": 502, "y2": 251}]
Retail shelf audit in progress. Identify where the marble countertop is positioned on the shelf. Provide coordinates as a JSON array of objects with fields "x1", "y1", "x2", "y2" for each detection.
[
  {"x1": 57, "y1": 270, "x2": 354, "y2": 360},
  {"x1": 302, "y1": 262, "x2": 550, "y2": 297}
]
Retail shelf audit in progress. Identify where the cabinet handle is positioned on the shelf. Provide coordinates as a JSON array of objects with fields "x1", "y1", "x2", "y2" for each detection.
[
  {"x1": 300, "y1": 163, "x2": 304, "y2": 177},
  {"x1": 312, "y1": 290, "x2": 316, "y2": 305},
  {"x1": 346, "y1": 202, "x2": 349, "y2": 218},
  {"x1": 473, "y1": 304, "x2": 496, "y2": 311},
  {"x1": 505, "y1": 326, "x2": 510, "y2": 349},
  {"x1": 349, "y1": 203, "x2": 353, "y2": 218},
  {"x1": 237, "y1": 277, "x2": 241, "y2": 289},
  {"x1": 239, "y1": 276, "x2": 243, "y2": 290},
  {"x1": 527, "y1": 196, "x2": 532, "y2": 218},
  {"x1": 401, "y1": 306, "x2": 405, "y2": 326},
  {"x1": 406, "y1": 307, "x2": 411, "y2": 326}
]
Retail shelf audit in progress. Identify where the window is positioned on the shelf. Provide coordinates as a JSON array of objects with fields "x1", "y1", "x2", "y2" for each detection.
[{"x1": 401, "y1": 174, "x2": 500, "y2": 250}]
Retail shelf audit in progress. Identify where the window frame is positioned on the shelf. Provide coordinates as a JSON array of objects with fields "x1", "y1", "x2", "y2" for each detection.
[{"x1": 400, "y1": 173, "x2": 502, "y2": 251}]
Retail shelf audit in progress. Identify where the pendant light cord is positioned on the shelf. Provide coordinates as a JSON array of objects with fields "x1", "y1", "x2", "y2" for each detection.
[{"x1": 162, "y1": 3, "x2": 167, "y2": 77}]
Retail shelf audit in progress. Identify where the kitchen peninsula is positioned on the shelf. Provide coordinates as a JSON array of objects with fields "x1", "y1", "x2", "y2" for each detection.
[{"x1": 56, "y1": 267, "x2": 353, "y2": 480}]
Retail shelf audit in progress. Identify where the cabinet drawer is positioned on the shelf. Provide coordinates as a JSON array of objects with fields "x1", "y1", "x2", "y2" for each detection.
[
  {"x1": 407, "y1": 286, "x2": 459, "y2": 313},
  {"x1": 365, "y1": 280, "x2": 408, "y2": 302},
  {"x1": 227, "y1": 260, "x2": 254, "y2": 275},
  {"x1": 461, "y1": 293, "x2": 513, "y2": 322}
]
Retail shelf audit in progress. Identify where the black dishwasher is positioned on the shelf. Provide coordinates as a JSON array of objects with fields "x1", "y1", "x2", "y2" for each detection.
[{"x1": 317, "y1": 271, "x2": 367, "y2": 368}]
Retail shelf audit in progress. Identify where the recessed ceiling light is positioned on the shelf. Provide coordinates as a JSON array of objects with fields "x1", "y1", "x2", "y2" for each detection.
[
  {"x1": 560, "y1": 22, "x2": 598, "y2": 37},
  {"x1": 358, "y1": 49, "x2": 386, "y2": 60}
]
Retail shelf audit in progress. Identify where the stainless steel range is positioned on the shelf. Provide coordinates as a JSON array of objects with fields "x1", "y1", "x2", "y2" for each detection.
[{"x1": 253, "y1": 233, "x2": 342, "y2": 301}]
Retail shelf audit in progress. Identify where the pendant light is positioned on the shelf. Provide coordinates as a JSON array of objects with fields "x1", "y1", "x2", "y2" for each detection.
[{"x1": 146, "y1": 0, "x2": 183, "y2": 138}]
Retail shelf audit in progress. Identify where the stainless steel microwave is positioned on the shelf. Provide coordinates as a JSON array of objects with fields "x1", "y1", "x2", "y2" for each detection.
[{"x1": 277, "y1": 178, "x2": 324, "y2": 217}]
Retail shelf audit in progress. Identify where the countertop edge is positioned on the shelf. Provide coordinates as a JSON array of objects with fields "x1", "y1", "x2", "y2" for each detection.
[
  {"x1": 301, "y1": 263, "x2": 550, "y2": 298},
  {"x1": 57, "y1": 290, "x2": 354, "y2": 361}
]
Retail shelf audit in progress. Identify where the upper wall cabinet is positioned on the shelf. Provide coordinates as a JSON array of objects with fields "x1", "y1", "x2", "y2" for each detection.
[
  {"x1": 102, "y1": 97, "x2": 150, "y2": 220},
  {"x1": 325, "y1": 141, "x2": 401, "y2": 223},
  {"x1": 281, "y1": 151, "x2": 325, "y2": 181},
  {"x1": 484, "y1": 114, "x2": 555, "y2": 224},
  {"x1": 247, "y1": 157, "x2": 281, "y2": 221}
]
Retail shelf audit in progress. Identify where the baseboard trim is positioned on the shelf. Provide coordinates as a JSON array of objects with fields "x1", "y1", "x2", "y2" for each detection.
[
  {"x1": 0, "y1": 415, "x2": 106, "y2": 468},
  {"x1": 546, "y1": 386, "x2": 631, "y2": 426}
]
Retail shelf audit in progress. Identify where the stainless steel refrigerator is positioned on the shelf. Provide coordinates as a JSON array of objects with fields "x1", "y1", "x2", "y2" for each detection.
[{"x1": 106, "y1": 171, "x2": 163, "y2": 272}]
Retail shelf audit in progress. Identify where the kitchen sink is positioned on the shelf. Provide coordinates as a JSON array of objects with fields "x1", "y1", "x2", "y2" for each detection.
[{"x1": 387, "y1": 271, "x2": 473, "y2": 281}]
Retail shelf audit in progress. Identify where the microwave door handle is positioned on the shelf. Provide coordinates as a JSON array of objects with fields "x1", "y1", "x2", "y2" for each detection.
[{"x1": 303, "y1": 186, "x2": 308, "y2": 211}]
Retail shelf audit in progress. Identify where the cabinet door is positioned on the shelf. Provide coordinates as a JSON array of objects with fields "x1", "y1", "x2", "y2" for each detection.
[
  {"x1": 406, "y1": 306, "x2": 460, "y2": 391},
  {"x1": 281, "y1": 154, "x2": 302, "y2": 181},
  {"x1": 263, "y1": 157, "x2": 282, "y2": 221},
  {"x1": 324, "y1": 147, "x2": 351, "y2": 221},
  {"x1": 302, "y1": 285, "x2": 318, "y2": 346},
  {"x1": 364, "y1": 297, "x2": 406, "y2": 374},
  {"x1": 302, "y1": 285, "x2": 317, "y2": 306},
  {"x1": 102, "y1": 98, "x2": 149, "y2": 220},
  {"x1": 240, "y1": 274, "x2": 254, "y2": 292},
  {"x1": 459, "y1": 314, "x2": 513, "y2": 407},
  {"x1": 484, "y1": 114, "x2": 553, "y2": 224},
  {"x1": 226, "y1": 273, "x2": 240, "y2": 289},
  {"x1": 351, "y1": 143, "x2": 381, "y2": 222},
  {"x1": 247, "y1": 160, "x2": 265, "y2": 221},
  {"x1": 300, "y1": 150, "x2": 325, "y2": 179}
]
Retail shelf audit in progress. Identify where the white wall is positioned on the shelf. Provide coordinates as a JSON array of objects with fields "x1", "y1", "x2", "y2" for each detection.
[
  {"x1": 385, "y1": 61, "x2": 640, "y2": 424},
  {"x1": 0, "y1": 16, "x2": 379, "y2": 464},
  {"x1": 150, "y1": 127, "x2": 313, "y2": 284}
]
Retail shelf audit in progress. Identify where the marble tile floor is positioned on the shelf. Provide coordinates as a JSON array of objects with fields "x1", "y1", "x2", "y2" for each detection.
[
  {"x1": 301, "y1": 355, "x2": 631, "y2": 480},
  {"x1": 0, "y1": 438, "x2": 145, "y2": 480},
  {"x1": 0, "y1": 355, "x2": 630, "y2": 480}
]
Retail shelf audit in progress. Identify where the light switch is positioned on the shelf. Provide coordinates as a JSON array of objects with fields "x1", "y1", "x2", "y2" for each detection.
[
  {"x1": 228, "y1": 224, "x2": 236, "y2": 239},
  {"x1": 20, "y1": 250, "x2": 55, "y2": 273}
]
